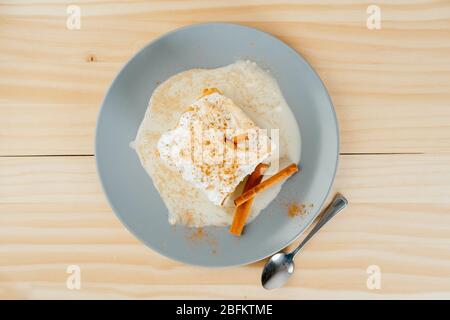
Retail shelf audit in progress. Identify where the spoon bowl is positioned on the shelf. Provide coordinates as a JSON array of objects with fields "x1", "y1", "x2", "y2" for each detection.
[
  {"x1": 261, "y1": 253, "x2": 295, "y2": 290},
  {"x1": 261, "y1": 194, "x2": 348, "y2": 290}
]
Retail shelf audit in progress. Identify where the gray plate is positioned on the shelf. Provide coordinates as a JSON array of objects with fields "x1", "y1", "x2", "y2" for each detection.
[{"x1": 95, "y1": 23, "x2": 339, "y2": 267}]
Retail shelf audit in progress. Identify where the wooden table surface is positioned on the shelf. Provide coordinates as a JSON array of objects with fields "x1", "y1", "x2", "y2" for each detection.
[{"x1": 1, "y1": 0, "x2": 450, "y2": 300}]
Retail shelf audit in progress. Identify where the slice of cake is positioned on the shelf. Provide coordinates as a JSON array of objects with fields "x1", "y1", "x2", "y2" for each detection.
[{"x1": 157, "y1": 88, "x2": 274, "y2": 206}]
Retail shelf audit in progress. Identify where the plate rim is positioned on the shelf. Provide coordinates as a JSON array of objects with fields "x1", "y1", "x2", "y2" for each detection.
[{"x1": 94, "y1": 22, "x2": 340, "y2": 267}]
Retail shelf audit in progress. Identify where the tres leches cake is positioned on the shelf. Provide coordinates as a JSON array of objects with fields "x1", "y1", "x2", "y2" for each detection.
[
  {"x1": 133, "y1": 60, "x2": 300, "y2": 234},
  {"x1": 157, "y1": 88, "x2": 274, "y2": 206}
]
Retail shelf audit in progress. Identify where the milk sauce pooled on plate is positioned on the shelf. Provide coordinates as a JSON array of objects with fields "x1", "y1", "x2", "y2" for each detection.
[{"x1": 133, "y1": 60, "x2": 300, "y2": 227}]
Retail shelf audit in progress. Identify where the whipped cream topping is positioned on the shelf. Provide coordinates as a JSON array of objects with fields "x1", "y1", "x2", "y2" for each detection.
[{"x1": 157, "y1": 91, "x2": 274, "y2": 205}]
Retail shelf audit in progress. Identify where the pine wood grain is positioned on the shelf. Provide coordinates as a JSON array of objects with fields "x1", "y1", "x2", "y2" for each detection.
[
  {"x1": 1, "y1": 0, "x2": 450, "y2": 300},
  {"x1": 0, "y1": 1, "x2": 449, "y2": 155},
  {"x1": 1, "y1": 155, "x2": 449, "y2": 299}
]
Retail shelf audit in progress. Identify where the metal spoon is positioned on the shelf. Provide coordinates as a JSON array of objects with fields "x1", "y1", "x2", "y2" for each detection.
[{"x1": 261, "y1": 193, "x2": 348, "y2": 289}]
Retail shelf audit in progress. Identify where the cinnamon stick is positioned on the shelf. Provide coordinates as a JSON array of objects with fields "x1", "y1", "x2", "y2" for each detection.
[
  {"x1": 234, "y1": 163, "x2": 298, "y2": 207},
  {"x1": 229, "y1": 163, "x2": 269, "y2": 236}
]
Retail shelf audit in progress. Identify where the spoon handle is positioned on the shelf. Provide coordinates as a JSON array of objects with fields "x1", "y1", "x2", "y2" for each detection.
[{"x1": 291, "y1": 194, "x2": 348, "y2": 257}]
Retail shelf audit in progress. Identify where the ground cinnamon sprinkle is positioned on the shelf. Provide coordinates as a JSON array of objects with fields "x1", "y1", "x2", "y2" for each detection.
[
  {"x1": 288, "y1": 203, "x2": 306, "y2": 217},
  {"x1": 286, "y1": 201, "x2": 313, "y2": 218},
  {"x1": 185, "y1": 226, "x2": 218, "y2": 254},
  {"x1": 180, "y1": 209, "x2": 195, "y2": 226},
  {"x1": 188, "y1": 227, "x2": 205, "y2": 241}
]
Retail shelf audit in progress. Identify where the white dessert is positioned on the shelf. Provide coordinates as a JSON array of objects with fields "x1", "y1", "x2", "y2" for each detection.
[
  {"x1": 157, "y1": 90, "x2": 274, "y2": 206},
  {"x1": 133, "y1": 60, "x2": 300, "y2": 227}
]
